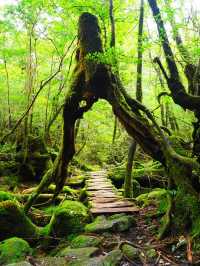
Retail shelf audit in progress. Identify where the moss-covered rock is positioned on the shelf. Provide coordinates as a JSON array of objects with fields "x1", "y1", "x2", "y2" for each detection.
[
  {"x1": 6, "y1": 262, "x2": 31, "y2": 266},
  {"x1": 71, "y1": 235, "x2": 101, "y2": 248},
  {"x1": 0, "y1": 200, "x2": 40, "y2": 241},
  {"x1": 66, "y1": 175, "x2": 86, "y2": 188},
  {"x1": 45, "y1": 200, "x2": 89, "y2": 237},
  {"x1": 122, "y1": 244, "x2": 139, "y2": 261},
  {"x1": 136, "y1": 188, "x2": 167, "y2": 208},
  {"x1": 67, "y1": 249, "x2": 122, "y2": 266},
  {"x1": 100, "y1": 249, "x2": 122, "y2": 265},
  {"x1": 0, "y1": 237, "x2": 32, "y2": 265},
  {"x1": 34, "y1": 257, "x2": 67, "y2": 266},
  {"x1": 85, "y1": 214, "x2": 135, "y2": 233},
  {"x1": 57, "y1": 246, "x2": 98, "y2": 259}
]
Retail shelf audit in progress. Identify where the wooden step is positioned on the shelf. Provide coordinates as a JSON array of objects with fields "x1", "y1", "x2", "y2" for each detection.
[{"x1": 91, "y1": 206, "x2": 139, "y2": 214}]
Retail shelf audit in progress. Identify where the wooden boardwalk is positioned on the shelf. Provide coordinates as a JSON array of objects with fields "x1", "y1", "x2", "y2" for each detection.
[{"x1": 86, "y1": 170, "x2": 139, "y2": 214}]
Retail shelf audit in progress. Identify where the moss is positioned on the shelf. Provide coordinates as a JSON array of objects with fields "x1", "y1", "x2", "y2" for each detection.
[
  {"x1": 45, "y1": 200, "x2": 89, "y2": 237},
  {"x1": 100, "y1": 249, "x2": 122, "y2": 265},
  {"x1": 0, "y1": 161, "x2": 19, "y2": 176},
  {"x1": 136, "y1": 188, "x2": 167, "y2": 207},
  {"x1": 0, "y1": 200, "x2": 40, "y2": 241},
  {"x1": 172, "y1": 187, "x2": 200, "y2": 236},
  {"x1": 146, "y1": 248, "x2": 157, "y2": 259},
  {"x1": 57, "y1": 246, "x2": 98, "y2": 258},
  {"x1": 47, "y1": 184, "x2": 79, "y2": 197},
  {"x1": 66, "y1": 175, "x2": 86, "y2": 188},
  {"x1": 85, "y1": 214, "x2": 135, "y2": 233},
  {"x1": 122, "y1": 244, "x2": 139, "y2": 260},
  {"x1": 0, "y1": 237, "x2": 32, "y2": 265},
  {"x1": 70, "y1": 235, "x2": 101, "y2": 248},
  {"x1": 0, "y1": 191, "x2": 16, "y2": 202}
]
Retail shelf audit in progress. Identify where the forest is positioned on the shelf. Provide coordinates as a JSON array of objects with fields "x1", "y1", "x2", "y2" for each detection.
[{"x1": 0, "y1": 0, "x2": 200, "y2": 265}]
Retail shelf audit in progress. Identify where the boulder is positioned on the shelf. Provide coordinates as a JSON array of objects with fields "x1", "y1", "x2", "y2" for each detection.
[
  {"x1": 57, "y1": 246, "x2": 98, "y2": 260},
  {"x1": 46, "y1": 200, "x2": 90, "y2": 237},
  {"x1": 85, "y1": 214, "x2": 135, "y2": 233},
  {"x1": 0, "y1": 200, "x2": 40, "y2": 241},
  {"x1": 71, "y1": 235, "x2": 101, "y2": 248},
  {"x1": 0, "y1": 237, "x2": 32, "y2": 265},
  {"x1": 67, "y1": 249, "x2": 122, "y2": 266}
]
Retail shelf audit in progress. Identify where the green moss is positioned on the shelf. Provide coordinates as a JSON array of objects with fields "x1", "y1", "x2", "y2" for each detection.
[
  {"x1": 0, "y1": 237, "x2": 32, "y2": 265},
  {"x1": 85, "y1": 214, "x2": 135, "y2": 233},
  {"x1": 136, "y1": 188, "x2": 167, "y2": 207},
  {"x1": 172, "y1": 187, "x2": 200, "y2": 236},
  {"x1": 0, "y1": 200, "x2": 40, "y2": 241},
  {"x1": 70, "y1": 235, "x2": 101, "y2": 248},
  {"x1": 45, "y1": 200, "x2": 89, "y2": 237},
  {"x1": 47, "y1": 184, "x2": 79, "y2": 197},
  {"x1": 66, "y1": 175, "x2": 86, "y2": 188},
  {"x1": 57, "y1": 246, "x2": 98, "y2": 258},
  {"x1": 0, "y1": 191, "x2": 16, "y2": 202},
  {"x1": 122, "y1": 244, "x2": 139, "y2": 260}
]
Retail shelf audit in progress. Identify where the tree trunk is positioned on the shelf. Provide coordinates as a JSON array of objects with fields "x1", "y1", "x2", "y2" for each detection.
[
  {"x1": 109, "y1": 0, "x2": 118, "y2": 145},
  {"x1": 3, "y1": 57, "x2": 12, "y2": 128},
  {"x1": 124, "y1": 0, "x2": 144, "y2": 198}
]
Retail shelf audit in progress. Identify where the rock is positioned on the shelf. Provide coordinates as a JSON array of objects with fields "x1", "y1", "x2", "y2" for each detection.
[
  {"x1": 67, "y1": 249, "x2": 122, "y2": 266},
  {"x1": 46, "y1": 200, "x2": 89, "y2": 237},
  {"x1": 35, "y1": 257, "x2": 68, "y2": 266},
  {"x1": 66, "y1": 175, "x2": 85, "y2": 188},
  {"x1": 122, "y1": 244, "x2": 139, "y2": 260},
  {"x1": 101, "y1": 249, "x2": 122, "y2": 265},
  {"x1": 57, "y1": 247, "x2": 98, "y2": 261},
  {"x1": 0, "y1": 200, "x2": 40, "y2": 241},
  {"x1": 6, "y1": 262, "x2": 32, "y2": 266},
  {"x1": 71, "y1": 235, "x2": 101, "y2": 248},
  {"x1": 0, "y1": 237, "x2": 32, "y2": 265},
  {"x1": 85, "y1": 213, "x2": 135, "y2": 233}
]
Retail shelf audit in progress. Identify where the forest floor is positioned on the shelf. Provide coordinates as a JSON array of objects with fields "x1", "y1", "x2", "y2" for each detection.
[{"x1": 0, "y1": 170, "x2": 199, "y2": 265}]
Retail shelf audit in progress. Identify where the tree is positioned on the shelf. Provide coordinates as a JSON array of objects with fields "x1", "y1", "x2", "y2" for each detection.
[
  {"x1": 124, "y1": 0, "x2": 144, "y2": 198},
  {"x1": 23, "y1": 12, "x2": 200, "y2": 242}
]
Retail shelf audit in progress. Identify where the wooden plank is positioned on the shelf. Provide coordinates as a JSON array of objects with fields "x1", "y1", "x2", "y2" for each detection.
[
  {"x1": 87, "y1": 185, "x2": 113, "y2": 189},
  {"x1": 89, "y1": 192, "x2": 117, "y2": 197},
  {"x1": 92, "y1": 201, "x2": 134, "y2": 208},
  {"x1": 91, "y1": 206, "x2": 139, "y2": 214},
  {"x1": 87, "y1": 188, "x2": 115, "y2": 192},
  {"x1": 87, "y1": 181, "x2": 112, "y2": 184},
  {"x1": 89, "y1": 198, "x2": 119, "y2": 203},
  {"x1": 89, "y1": 194, "x2": 120, "y2": 198}
]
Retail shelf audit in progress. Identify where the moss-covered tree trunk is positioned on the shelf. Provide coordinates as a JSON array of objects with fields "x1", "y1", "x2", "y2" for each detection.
[{"x1": 24, "y1": 12, "x2": 200, "y2": 239}]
